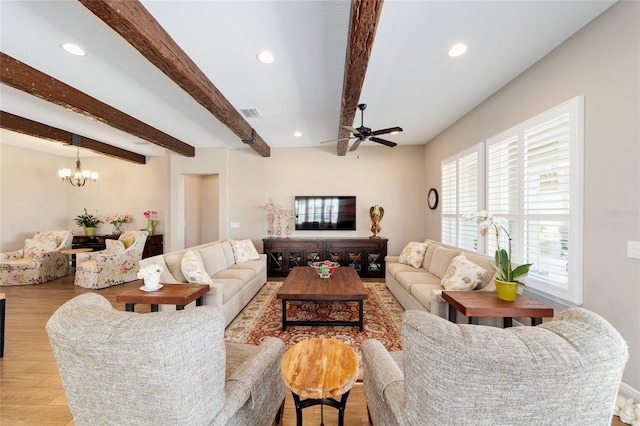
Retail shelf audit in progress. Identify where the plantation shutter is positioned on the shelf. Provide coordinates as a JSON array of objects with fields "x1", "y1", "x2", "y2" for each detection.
[
  {"x1": 486, "y1": 130, "x2": 520, "y2": 259},
  {"x1": 523, "y1": 111, "x2": 572, "y2": 290},
  {"x1": 441, "y1": 158, "x2": 457, "y2": 245},
  {"x1": 441, "y1": 144, "x2": 482, "y2": 248},
  {"x1": 458, "y1": 151, "x2": 479, "y2": 251}
]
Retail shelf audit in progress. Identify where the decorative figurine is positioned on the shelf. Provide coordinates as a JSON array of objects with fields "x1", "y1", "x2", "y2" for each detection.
[
  {"x1": 369, "y1": 205, "x2": 384, "y2": 239},
  {"x1": 261, "y1": 198, "x2": 276, "y2": 237}
]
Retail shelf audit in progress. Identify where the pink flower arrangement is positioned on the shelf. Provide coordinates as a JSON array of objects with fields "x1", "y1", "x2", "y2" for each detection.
[
  {"x1": 143, "y1": 210, "x2": 157, "y2": 220},
  {"x1": 104, "y1": 214, "x2": 132, "y2": 226}
]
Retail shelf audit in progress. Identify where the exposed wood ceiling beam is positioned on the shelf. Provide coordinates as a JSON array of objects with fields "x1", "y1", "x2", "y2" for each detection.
[
  {"x1": 80, "y1": 0, "x2": 271, "y2": 158},
  {"x1": 0, "y1": 111, "x2": 146, "y2": 164},
  {"x1": 0, "y1": 52, "x2": 194, "y2": 157},
  {"x1": 337, "y1": 0, "x2": 384, "y2": 156}
]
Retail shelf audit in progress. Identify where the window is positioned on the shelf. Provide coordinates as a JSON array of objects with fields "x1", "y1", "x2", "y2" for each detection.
[{"x1": 442, "y1": 97, "x2": 584, "y2": 304}]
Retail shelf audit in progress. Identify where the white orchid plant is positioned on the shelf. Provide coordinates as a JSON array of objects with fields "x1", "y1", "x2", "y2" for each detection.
[
  {"x1": 462, "y1": 211, "x2": 532, "y2": 286},
  {"x1": 137, "y1": 264, "x2": 164, "y2": 279}
]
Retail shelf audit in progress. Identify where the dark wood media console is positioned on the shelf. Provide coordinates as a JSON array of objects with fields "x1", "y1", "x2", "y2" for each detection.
[{"x1": 263, "y1": 237, "x2": 388, "y2": 279}]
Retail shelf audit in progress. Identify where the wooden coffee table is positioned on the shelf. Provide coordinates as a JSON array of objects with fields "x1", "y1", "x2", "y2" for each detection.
[
  {"x1": 281, "y1": 338, "x2": 358, "y2": 426},
  {"x1": 116, "y1": 281, "x2": 209, "y2": 312},
  {"x1": 276, "y1": 266, "x2": 368, "y2": 331},
  {"x1": 442, "y1": 290, "x2": 554, "y2": 327}
]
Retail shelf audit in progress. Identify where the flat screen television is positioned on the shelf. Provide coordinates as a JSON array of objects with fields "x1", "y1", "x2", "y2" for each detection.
[{"x1": 294, "y1": 196, "x2": 356, "y2": 231}]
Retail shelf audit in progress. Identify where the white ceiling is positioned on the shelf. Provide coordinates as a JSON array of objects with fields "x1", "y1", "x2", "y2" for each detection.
[{"x1": 0, "y1": 0, "x2": 615, "y2": 158}]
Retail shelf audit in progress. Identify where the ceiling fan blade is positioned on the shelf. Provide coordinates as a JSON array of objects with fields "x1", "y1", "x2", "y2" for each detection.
[
  {"x1": 371, "y1": 126, "x2": 403, "y2": 136},
  {"x1": 342, "y1": 125, "x2": 360, "y2": 135},
  {"x1": 370, "y1": 136, "x2": 397, "y2": 148},
  {"x1": 349, "y1": 139, "x2": 363, "y2": 152},
  {"x1": 319, "y1": 137, "x2": 352, "y2": 144}
]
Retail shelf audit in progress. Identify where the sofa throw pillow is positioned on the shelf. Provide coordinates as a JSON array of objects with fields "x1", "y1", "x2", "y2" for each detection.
[
  {"x1": 231, "y1": 239, "x2": 260, "y2": 264},
  {"x1": 398, "y1": 242, "x2": 428, "y2": 268},
  {"x1": 24, "y1": 237, "x2": 58, "y2": 257},
  {"x1": 428, "y1": 246, "x2": 463, "y2": 279},
  {"x1": 119, "y1": 238, "x2": 134, "y2": 249},
  {"x1": 35, "y1": 231, "x2": 63, "y2": 247},
  {"x1": 441, "y1": 254, "x2": 487, "y2": 291},
  {"x1": 180, "y1": 250, "x2": 213, "y2": 285}
]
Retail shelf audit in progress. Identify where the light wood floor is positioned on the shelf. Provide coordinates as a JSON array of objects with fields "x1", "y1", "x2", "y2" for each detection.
[{"x1": 0, "y1": 275, "x2": 624, "y2": 425}]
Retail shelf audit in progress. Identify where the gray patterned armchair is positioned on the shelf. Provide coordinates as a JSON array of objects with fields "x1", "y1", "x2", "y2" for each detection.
[
  {"x1": 362, "y1": 308, "x2": 628, "y2": 425},
  {"x1": 46, "y1": 293, "x2": 286, "y2": 426}
]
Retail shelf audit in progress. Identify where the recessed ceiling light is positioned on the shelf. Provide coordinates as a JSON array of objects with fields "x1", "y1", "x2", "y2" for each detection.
[
  {"x1": 448, "y1": 43, "x2": 467, "y2": 57},
  {"x1": 293, "y1": 131, "x2": 302, "y2": 137},
  {"x1": 257, "y1": 50, "x2": 274, "y2": 64},
  {"x1": 61, "y1": 43, "x2": 87, "y2": 57}
]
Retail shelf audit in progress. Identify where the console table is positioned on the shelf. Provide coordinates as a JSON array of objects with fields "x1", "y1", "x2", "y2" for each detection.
[
  {"x1": 263, "y1": 237, "x2": 387, "y2": 279},
  {"x1": 442, "y1": 291, "x2": 554, "y2": 327},
  {"x1": 72, "y1": 234, "x2": 163, "y2": 259}
]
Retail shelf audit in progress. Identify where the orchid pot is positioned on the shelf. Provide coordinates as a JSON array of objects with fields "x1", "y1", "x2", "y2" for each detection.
[{"x1": 495, "y1": 279, "x2": 519, "y2": 301}]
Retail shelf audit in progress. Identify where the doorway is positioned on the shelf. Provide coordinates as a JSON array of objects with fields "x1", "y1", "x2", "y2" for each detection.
[{"x1": 184, "y1": 174, "x2": 219, "y2": 247}]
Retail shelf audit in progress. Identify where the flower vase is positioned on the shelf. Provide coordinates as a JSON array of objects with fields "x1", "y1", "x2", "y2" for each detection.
[
  {"x1": 112, "y1": 223, "x2": 123, "y2": 235},
  {"x1": 147, "y1": 219, "x2": 155, "y2": 236},
  {"x1": 84, "y1": 227, "x2": 96, "y2": 236},
  {"x1": 143, "y1": 275, "x2": 160, "y2": 290},
  {"x1": 495, "y1": 279, "x2": 519, "y2": 301}
]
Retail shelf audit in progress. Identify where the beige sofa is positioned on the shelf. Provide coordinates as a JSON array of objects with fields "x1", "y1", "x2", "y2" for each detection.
[
  {"x1": 139, "y1": 240, "x2": 266, "y2": 326},
  {"x1": 385, "y1": 239, "x2": 498, "y2": 319}
]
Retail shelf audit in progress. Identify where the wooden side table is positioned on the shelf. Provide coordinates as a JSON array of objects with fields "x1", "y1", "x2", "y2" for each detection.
[
  {"x1": 281, "y1": 338, "x2": 358, "y2": 426},
  {"x1": 61, "y1": 248, "x2": 93, "y2": 269},
  {"x1": 116, "y1": 282, "x2": 209, "y2": 312},
  {"x1": 442, "y1": 291, "x2": 554, "y2": 327}
]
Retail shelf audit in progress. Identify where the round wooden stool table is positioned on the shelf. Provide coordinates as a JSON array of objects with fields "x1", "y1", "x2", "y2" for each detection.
[
  {"x1": 281, "y1": 338, "x2": 358, "y2": 426},
  {"x1": 61, "y1": 248, "x2": 93, "y2": 269}
]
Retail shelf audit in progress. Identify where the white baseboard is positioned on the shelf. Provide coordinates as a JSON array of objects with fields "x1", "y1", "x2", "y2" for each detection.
[
  {"x1": 616, "y1": 382, "x2": 640, "y2": 425},
  {"x1": 619, "y1": 381, "x2": 640, "y2": 403}
]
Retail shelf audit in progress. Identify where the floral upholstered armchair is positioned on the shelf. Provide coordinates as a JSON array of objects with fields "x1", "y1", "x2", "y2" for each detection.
[
  {"x1": 74, "y1": 230, "x2": 148, "y2": 289},
  {"x1": 0, "y1": 230, "x2": 73, "y2": 286}
]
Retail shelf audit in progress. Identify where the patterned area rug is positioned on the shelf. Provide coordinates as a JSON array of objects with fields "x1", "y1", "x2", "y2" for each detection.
[{"x1": 225, "y1": 281, "x2": 404, "y2": 376}]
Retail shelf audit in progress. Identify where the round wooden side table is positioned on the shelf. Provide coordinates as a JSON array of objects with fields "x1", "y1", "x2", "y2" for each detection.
[
  {"x1": 281, "y1": 338, "x2": 358, "y2": 426},
  {"x1": 61, "y1": 248, "x2": 93, "y2": 269}
]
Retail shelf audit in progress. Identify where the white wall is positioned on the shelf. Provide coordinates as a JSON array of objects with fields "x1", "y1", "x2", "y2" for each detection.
[
  {"x1": 0, "y1": 144, "x2": 69, "y2": 249},
  {"x1": 0, "y1": 144, "x2": 168, "y2": 251},
  {"x1": 423, "y1": 1, "x2": 640, "y2": 390},
  {"x1": 226, "y1": 145, "x2": 425, "y2": 255}
]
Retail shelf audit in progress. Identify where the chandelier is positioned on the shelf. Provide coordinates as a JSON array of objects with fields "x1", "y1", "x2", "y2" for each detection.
[{"x1": 58, "y1": 148, "x2": 99, "y2": 187}]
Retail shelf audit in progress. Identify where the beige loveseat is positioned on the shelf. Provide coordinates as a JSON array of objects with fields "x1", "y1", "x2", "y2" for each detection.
[
  {"x1": 386, "y1": 239, "x2": 499, "y2": 319},
  {"x1": 139, "y1": 240, "x2": 266, "y2": 326}
]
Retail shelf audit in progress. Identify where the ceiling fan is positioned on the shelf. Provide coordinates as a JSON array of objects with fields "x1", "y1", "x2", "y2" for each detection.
[{"x1": 321, "y1": 103, "x2": 403, "y2": 151}]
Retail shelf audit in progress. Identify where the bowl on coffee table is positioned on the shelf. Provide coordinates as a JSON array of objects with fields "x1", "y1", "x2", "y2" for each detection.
[{"x1": 310, "y1": 261, "x2": 340, "y2": 278}]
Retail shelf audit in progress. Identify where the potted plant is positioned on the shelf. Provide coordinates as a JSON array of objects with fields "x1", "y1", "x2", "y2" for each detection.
[
  {"x1": 75, "y1": 208, "x2": 102, "y2": 236},
  {"x1": 137, "y1": 264, "x2": 164, "y2": 290},
  {"x1": 462, "y1": 211, "x2": 533, "y2": 301}
]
